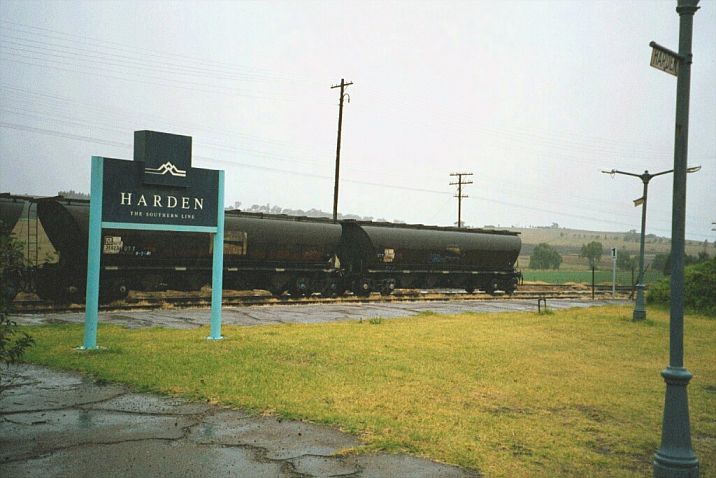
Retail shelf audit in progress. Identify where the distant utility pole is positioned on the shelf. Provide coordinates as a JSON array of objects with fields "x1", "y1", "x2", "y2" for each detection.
[
  {"x1": 449, "y1": 172, "x2": 473, "y2": 228},
  {"x1": 331, "y1": 78, "x2": 353, "y2": 223}
]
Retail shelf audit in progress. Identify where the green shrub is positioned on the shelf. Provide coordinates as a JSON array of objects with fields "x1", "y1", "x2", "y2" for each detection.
[
  {"x1": 647, "y1": 257, "x2": 716, "y2": 315},
  {"x1": 529, "y1": 243, "x2": 562, "y2": 270},
  {"x1": 1, "y1": 228, "x2": 35, "y2": 385}
]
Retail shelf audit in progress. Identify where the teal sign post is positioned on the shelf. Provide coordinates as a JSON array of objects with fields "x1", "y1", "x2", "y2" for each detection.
[{"x1": 82, "y1": 131, "x2": 225, "y2": 349}]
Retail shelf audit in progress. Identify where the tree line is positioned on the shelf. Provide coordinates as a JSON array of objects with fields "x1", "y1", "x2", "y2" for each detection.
[{"x1": 529, "y1": 240, "x2": 711, "y2": 272}]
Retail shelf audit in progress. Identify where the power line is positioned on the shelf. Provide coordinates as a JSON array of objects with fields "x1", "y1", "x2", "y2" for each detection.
[
  {"x1": 0, "y1": 20, "x2": 320, "y2": 85},
  {"x1": 0, "y1": 83, "x2": 314, "y2": 153},
  {"x1": 0, "y1": 22, "x2": 712, "y2": 236},
  {"x1": 3, "y1": 19, "x2": 714, "y2": 168},
  {"x1": 4, "y1": 27, "x2": 711, "y2": 165},
  {"x1": 2, "y1": 119, "x2": 706, "y2": 236}
]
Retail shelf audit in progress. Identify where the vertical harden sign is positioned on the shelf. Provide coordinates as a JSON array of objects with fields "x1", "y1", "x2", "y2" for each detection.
[{"x1": 82, "y1": 131, "x2": 225, "y2": 349}]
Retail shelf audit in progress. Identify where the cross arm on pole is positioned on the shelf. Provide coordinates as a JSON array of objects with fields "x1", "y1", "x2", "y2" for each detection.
[
  {"x1": 602, "y1": 167, "x2": 699, "y2": 182},
  {"x1": 601, "y1": 169, "x2": 643, "y2": 179}
]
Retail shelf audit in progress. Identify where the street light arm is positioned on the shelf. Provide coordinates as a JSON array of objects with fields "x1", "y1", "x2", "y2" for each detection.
[
  {"x1": 612, "y1": 169, "x2": 644, "y2": 179},
  {"x1": 604, "y1": 167, "x2": 698, "y2": 181},
  {"x1": 650, "y1": 168, "x2": 675, "y2": 178}
]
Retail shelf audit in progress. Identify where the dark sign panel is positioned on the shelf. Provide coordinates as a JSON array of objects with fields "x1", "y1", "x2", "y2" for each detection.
[
  {"x1": 102, "y1": 157, "x2": 219, "y2": 228},
  {"x1": 134, "y1": 130, "x2": 193, "y2": 188}
]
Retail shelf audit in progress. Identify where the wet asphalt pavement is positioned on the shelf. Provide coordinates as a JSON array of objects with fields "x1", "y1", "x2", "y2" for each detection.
[
  {"x1": 2, "y1": 299, "x2": 628, "y2": 477},
  {"x1": 1, "y1": 364, "x2": 479, "y2": 477},
  {"x1": 13, "y1": 297, "x2": 627, "y2": 329}
]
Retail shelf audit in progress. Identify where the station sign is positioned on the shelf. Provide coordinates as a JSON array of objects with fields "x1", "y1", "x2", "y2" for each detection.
[
  {"x1": 649, "y1": 41, "x2": 680, "y2": 77},
  {"x1": 83, "y1": 130, "x2": 225, "y2": 350},
  {"x1": 102, "y1": 131, "x2": 219, "y2": 228}
]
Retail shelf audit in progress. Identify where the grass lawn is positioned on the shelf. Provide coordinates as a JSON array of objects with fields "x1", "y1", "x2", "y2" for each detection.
[{"x1": 18, "y1": 306, "x2": 716, "y2": 477}]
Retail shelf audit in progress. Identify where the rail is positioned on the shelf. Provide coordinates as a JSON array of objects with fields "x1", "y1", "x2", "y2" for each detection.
[{"x1": 12, "y1": 284, "x2": 632, "y2": 313}]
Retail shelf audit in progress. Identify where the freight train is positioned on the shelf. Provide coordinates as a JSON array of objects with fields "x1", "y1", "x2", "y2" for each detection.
[{"x1": 1, "y1": 194, "x2": 522, "y2": 303}]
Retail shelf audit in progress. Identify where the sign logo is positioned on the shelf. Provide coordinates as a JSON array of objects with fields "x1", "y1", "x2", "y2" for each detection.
[
  {"x1": 145, "y1": 161, "x2": 187, "y2": 177},
  {"x1": 134, "y1": 130, "x2": 192, "y2": 187}
]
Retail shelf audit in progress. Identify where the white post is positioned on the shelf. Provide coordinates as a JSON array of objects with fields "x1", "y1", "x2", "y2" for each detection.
[{"x1": 611, "y1": 248, "x2": 617, "y2": 298}]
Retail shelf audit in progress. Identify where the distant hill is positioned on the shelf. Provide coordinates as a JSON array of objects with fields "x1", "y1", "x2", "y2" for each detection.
[
  {"x1": 511, "y1": 226, "x2": 708, "y2": 256},
  {"x1": 509, "y1": 225, "x2": 711, "y2": 271}
]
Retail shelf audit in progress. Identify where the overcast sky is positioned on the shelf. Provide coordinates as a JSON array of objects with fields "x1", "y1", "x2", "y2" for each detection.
[{"x1": 1, "y1": 0, "x2": 714, "y2": 240}]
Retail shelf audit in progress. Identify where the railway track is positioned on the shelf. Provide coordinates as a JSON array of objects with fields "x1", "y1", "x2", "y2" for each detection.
[{"x1": 12, "y1": 284, "x2": 633, "y2": 313}]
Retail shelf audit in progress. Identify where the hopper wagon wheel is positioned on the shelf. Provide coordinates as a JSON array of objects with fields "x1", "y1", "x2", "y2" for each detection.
[
  {"x1": 505, "y1": 277, "x2": 518, "y2": 295},
  {"x1": 380, "y1": 279, "x2": 396, "y2": 296},
  {"x1": 66, "y1": 284, "x2": 85, "y2": 304},
  {"x1": 291, "y1": 277, "x2": 311, "y2": 297},
  {"x1": 268, "y1": 275, "x2": 288, "y2": 297},
  {"x1": 354, "y1": 278, "x2": 372, "y2": 297},
  {"x1": 102, "y1": 279, "x2": 129, "y2": 302},
  {"x1": 114, "y1": 280, "x2": 129, "y2": 299},
  {"x1": 485, "y1": 279, "x2": 500, "y2": 295},
  {"x1": 99, "y1": 281, "x2": 126, "y2": 304},
  {"x1": 464, "y1": 282, "x2": 476, "y2": 294},
  {"x1": 320, "y1": 280, "x2": 339, "y2": 298}
]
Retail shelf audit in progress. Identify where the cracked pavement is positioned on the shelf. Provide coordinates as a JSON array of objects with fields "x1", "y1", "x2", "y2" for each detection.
[{"x1": 1, "y1": 364, "x2": 479, "y2": 477}]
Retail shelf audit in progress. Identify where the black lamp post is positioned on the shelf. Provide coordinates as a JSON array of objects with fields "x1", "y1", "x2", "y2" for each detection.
[{"x1": 601, "y1": 166, "x2": 699, "y2": 322}]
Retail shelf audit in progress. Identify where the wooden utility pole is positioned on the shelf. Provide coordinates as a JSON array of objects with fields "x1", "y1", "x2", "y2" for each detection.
[
  {"x1": 449, "y1": 172, "x2": 473, "y2": 228},
  {"x1": 331, "y1": 78, "x2": 353, "y2": 223}
]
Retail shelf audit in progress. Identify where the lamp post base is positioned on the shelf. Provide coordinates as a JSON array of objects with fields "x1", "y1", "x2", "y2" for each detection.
[
  {"x1": 653, "y1": 457, "x2": 699, "y2": 478},
  {"x1": 653, "y1": 367, "x2": 699, "y2": 477}
]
